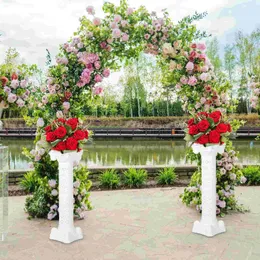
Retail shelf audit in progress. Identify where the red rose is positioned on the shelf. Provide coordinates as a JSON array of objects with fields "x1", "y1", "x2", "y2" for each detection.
[
  {"x1": 209, "y1": 130, "x2": 221, "y2": 144},
  {"x1": 46, "y1": 132, "x2": 56, "y2": 142},
  {"x1": 196, "y1": 134, "x2": 209, "y2": 145},
  {"x1": 226, "y1": 123, "x2": 232, "y2": 132},
  {"x1": 53, "y1": 141, "x2": 66, "y2": 151},
  {"x1": 190, "y1": 51, "x2": 197, "y2": 58},
  {"x1": 11, "y1": 73, "x2": 18, "y2": 80},
  {"x1": 64, "y1": 91, "x2": 72, "y2": 100},
  {"x1": 191, "y1": 43, "x2": 197, "y2": 49},
  {"x1": 66, "y1": 137, "x2": 78, "y2": 150},
  {"x1": 84, "y1": 130, "x2": 89, "y2": 139},
  {"x1": 189, "y1": 125, "x2": 199, "y2": 135},
  {"x1": 197, "y1": 119, "x2": 210, "y2": 132},
  {"x1": 187, "y1": 118, "x2": 194, "y2": 126},
  {"x1": 73, "y1": 130, "x2": 85, "y2": 140},
  {"x1": 189, "y1": 57, "x2": 194, "y2": 62},
  {"x1": 197, "y1": 112, "x2": 208, "y2": 118},
  {"x1": 209, "y1": 111, "x2": 221, "y2": 123},
  {"x1": 44, "y1": 125, "x2": 52, "y2": 133},
  {"x1": 54, "y1": 126, "x2": 67, "y2": 139},
  {"x1": 0, "y1": 76, "x2": 8, "y2": 86},
  {"x1": 216, "y1": 123, "x2": 228, "y2": 133},
  {"x1": 66, "y1": 118, "x2": 78, "y2": 130}
]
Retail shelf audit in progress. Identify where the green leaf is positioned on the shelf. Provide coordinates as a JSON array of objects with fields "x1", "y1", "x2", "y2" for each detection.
[
  {"x1": 184, "y1": 134, "x2": 194, "y2": 142},
  {"x1": 193, "y1": 132, "x2": 203, "y2": 140},
  {"x1": 207, "y1": 117, "x2": 215, "y2": 127}
]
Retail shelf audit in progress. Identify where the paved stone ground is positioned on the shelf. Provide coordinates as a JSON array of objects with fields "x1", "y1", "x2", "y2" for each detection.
[{"x1": 1, "y1": 187, "x2": 260, "y2": 260}]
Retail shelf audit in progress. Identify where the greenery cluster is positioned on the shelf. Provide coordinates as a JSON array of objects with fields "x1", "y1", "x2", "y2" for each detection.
[{"x1": 242, "y1": 166, "x2": 260, "y2": 185}]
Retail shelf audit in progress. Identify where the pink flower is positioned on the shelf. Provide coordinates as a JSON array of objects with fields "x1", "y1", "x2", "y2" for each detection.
[
  {"x1": 126, "y1": 7, "x2": 134, "y2": 15},
  {"x1": 94, "y1": 61, "x2": 101, "y2": 69},
  {"x1": 93, "y1": 17, "x2": 101, "y2": 26},
  {"x1": 63, "y1": 101, "x2": 70, "y2": 110},
  {"x1": 199, "y1": 72, "x2": 210, "y2": 82},
  {"x1": 112, "y1": 28, "x2": 121, "y2": 38},
  {"x1": 110, "y1": 22, "x2": 118, "y2": 29},
  {"x1": 180, "y1": 76, "x2": 188, "y2": 84},
  {"x1": 93, "y1": 86, "x2": 103, "y2": 95},
  {"x1": 114, "y1": 14, "x2": 121, "y2": 23},
  {"x1": 16, "y1": 98, "x2": 25, "y2": 107},
  {"x1": 20, "y1": 79, "x2": 28, "y2": 88},
  {"x1": 200, "y1": 97, "x2": 206, "y2": 104},
  {"x1": 121, "y1": 33, "x2": 129, "y2": 42},
  {"x1": 86, "y1": 6, "x2": 95, "y2": 15},
  {"x1": 197, "y1": 42, "x2": 206, "y2": 51},
  {"x1": 188, "y1": 76, "x2": 197, "y2": 86},
  {"x1": 201, "y1": 65, "x2": 209, "y2": 72},
  {"x1": 86, "y1": 63, "x2": 94, "y2": 72},
  {"x1": 11, "y1": 79, "x2": 19, "y2": 89},
  {"x1": 185, "y1": 61, "x2": 194, "y2": 71},
  {"x1": 121, "y1": 20, "x2": 128, "y2": 27},
  {"x1": 100, "y1": 42, "x2": 107, "y2": 49},
  {"x1": 103, "y1": 68, "x2": 110, "y2": 77},
  {"x1": 77, "y1": 80, "x2": 85, "y2": 88},
  {"x1": 4, "y1": 86, "x2": 11, "y2": 94},
  {"x1": 106, "y1": 45, "x2": 112, "y2": 52},
  {"x1": 107, "y1": 38, "x2": 113, "y2": 44},
  {"x1": 240, "y1": 176, "x2": 247, "y2": 184},
  {"x1": 144, "y1": 34, "x2": 150, "y2": 40},
  {"x1": 199, "y1": 53, "x2": 206, "y2": 61},
  {"x1": 217, "y1": 200, "x2": 226, "y2": 208},
  {"x1": 94, "y1": 74, "x2": 102, "y2": 82}
]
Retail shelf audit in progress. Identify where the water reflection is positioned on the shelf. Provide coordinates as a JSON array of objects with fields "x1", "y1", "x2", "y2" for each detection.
[{"x1": 1, "y1": 138, "x2": 259, "y2": 170}]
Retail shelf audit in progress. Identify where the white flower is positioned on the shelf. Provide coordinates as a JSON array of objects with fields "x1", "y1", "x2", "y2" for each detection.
[
  {"x1": 20, "y1": 79, "x2": 28, "y2": 88},
  {"x1": 50, "y1": 204, "x2": 58, "y2": 211},
  {"x1": 51, "y1": 189, "x2": 58, "y2": 196},
  {"x1": 38, "y1": 148, "x2": 45, "y2": 156},
  {"x1": 16, "y1": 98, "x2": 25, "y2": 107},
  {"x1": 37, "y1": 118, "x2": 44, "y2": 127},
  {"x1": 56, "y1": 111, "x2": 63, "y2": 118},
  {"x1": 48, "y1": 179, "x2": 57, "y2": 188},
  {"x1": 240, "y1": 176, "x2": 247, "y2": 184},
  {"x1": 229, "y1": 173, "x2": 237, "y2": 180}
]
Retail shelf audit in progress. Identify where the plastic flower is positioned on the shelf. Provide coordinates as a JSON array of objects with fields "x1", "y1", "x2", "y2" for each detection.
[{"x1": 37, "y1": 118, "x2": 44, "y2": 127}]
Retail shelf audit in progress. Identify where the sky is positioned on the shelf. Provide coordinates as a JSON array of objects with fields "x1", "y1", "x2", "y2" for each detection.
[{"x1": 0, "y1": 0, "x2": 259, "y2": 84}]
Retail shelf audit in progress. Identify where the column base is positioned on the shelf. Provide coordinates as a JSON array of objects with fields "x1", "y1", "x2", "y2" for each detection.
[
  {"x1": 50, "y1": 227, "x2": 83, "y2": 244},
  {"x1": 192, "y1": 220, "x2": 226, "y2": 237}
]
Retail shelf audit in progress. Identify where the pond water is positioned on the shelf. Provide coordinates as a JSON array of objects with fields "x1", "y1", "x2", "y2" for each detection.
[{"x1": 1, "y1": 138, "x2": 259, "y2": 170}]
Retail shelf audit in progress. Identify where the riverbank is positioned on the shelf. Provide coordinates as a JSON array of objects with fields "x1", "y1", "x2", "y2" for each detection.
[{"x1": 2, "y1": 113, "x2": 260, "y2": 128}]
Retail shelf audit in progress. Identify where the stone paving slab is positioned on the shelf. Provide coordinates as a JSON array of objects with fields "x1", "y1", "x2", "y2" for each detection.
[{"x1": 1, "y1": 187, "x2": 260, "y2": 260}]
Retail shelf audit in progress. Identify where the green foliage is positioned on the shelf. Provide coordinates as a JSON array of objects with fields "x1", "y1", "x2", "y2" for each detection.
[
  {"x1": 156, "y1": 168, "x2": 177, "y2": 185},
  {"x1": 99, "y1": 169, "x2": 120, "y2": 189},
  {"x1": 20, "y1": 171, "x2": 39, "y2": 193},
  {"x1": 242, "y1": 166, "x2": 260, "y2": 185},
  {"x1": 123, "y1": 168, "x2": 147, "y2": 188}
]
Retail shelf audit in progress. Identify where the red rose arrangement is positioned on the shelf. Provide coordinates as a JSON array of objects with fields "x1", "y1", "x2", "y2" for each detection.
[
  {"x1": 185, "y1": 110, "x2": 231, "y2": 145},
  {"x1": 44, "y1": 117, "x2": 89, "y2": 152}
]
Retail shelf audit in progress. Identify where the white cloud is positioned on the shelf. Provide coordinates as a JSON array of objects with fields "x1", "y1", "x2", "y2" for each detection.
[{"x1": 0, "y1": 0, "x2": 250, "y2": 74}]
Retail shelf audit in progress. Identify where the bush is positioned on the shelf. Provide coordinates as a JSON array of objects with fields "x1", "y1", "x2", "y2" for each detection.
[
  {"x1": 242, "y1": 166, "x2": 260, "y2": 185},
  {"x1": 123, "y1": 168, "x2": 147, "y2": 188},
  {"x1": 99, "y1": 169, "x2": 120, "y2": 189},
  {"x1": 20, "y1": 170, "x2": 40, "y2": 193},
  {"x1": 157, "y1": 168, "x2": 177, "y2": 185}
]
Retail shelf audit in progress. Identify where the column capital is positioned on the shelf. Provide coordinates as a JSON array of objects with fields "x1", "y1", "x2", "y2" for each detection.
[
  {"x1": 49, "y1": 150, "x2": 83, "y2": 164},
  {"x1": 192, "y1": 143, "x2": 225, "y2": 157}
]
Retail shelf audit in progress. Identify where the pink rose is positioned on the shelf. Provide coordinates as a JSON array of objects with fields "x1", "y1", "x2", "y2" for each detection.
[
  {"x1": 100, "y1": 42, "x2": 107, "y2": 49},
  {"x1": 114, "y1": 14, "x2": 121, "y2": 23},
  {"x1": 199, "y1": 72, "x2": 210, "y2": 82},
  {"x1": 93, "y1": 86, "x2": 103, "y2": 95},
  {"x1": 126, "y1": 7, "x2": 134, "y2": 15},
  {"x1": 197, "y1": 42, "x2": 206, "y2": 51},
  {"x1": 188, "y1": 76, "x2": 197, "y2": 86},
  {"x1": 112, "y1": 28, "x2": 121, "y2": 38},
  {"x1": 180, "y1": 76, "x2": 188, "y2": 84},
  {"x1": 185, "y1": 61, "x2": 194, "y2": 71},
  {"x1": 121, "y1": 33, "x2": 129, "y2": 42},
  {"x1": 93, "y1": 17, "x2": 101, "y2": 26},
  {"x1": 86, "y1": 6, "x2": 95, "y2": 15},
  {"x1": 63, "y1": 101, "x2": 70, "y2": 110},
  {"x1": 201, "y1": 65, "x2": 209, "y2": 72},
  {"x1": 110, "y1": 21, "x2": 118, "y2": 29},
  {"x1": 103, "y1": 69, "x2": 110, "y2": 78},
  {"x1": 107, "y1": 38, "x2": 113, "y2": 44},
  {"x1": 121, "y1": 20, "x2": 128, "y2": 27},
  {"x1": 94, "y1": 74, "x2": 102, "y2": 82},
  {"x1": 144, "y1": 34, "x2": 150, "y2": 40},
  {"x1": 94, "y1": 61, "x2": 101, "y2": 69}
]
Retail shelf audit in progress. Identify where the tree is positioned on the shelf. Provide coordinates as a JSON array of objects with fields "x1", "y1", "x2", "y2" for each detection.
[{"x1": 206, "y1": 37, "x2": 222, "y2": 75}]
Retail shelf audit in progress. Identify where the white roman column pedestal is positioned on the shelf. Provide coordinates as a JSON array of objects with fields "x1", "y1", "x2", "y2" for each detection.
[
  {"x1": 191, "y1": 143, "x2": 226, "y2": 237},
  {"x1": 49, "y1": 150, "x2": 83, "y2": 244}
]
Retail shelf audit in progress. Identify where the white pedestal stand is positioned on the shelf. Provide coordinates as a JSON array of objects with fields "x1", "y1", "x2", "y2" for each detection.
[
  {"x1": 49, "y1": 150, "x2": 83, "y2": 244},
  {"x1": 191, "y1": 144, "x2": 226, "y2": 237}
]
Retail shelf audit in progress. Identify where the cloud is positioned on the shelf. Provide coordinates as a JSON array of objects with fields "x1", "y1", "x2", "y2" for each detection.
[{"x1": 0, "y1": 0, "x2": 251, "y2": 70}]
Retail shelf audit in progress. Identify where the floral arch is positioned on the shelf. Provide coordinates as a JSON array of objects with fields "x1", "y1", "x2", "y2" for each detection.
[{"x1": 17, "y1": 0, "x2": 246, "y2": 220}]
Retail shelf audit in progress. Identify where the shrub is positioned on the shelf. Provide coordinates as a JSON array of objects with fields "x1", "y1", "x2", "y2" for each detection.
[
  {"x1": 157, "y1": 168, "x2": 177, "y2": 185},
  {"x1": 99, "y1": 169, "x2": 120, "y2": 189},
  {"x1": 20, "y1": 170, "x2": 40, "y2": 193},
  {"x1": 242, "y1": 166, "x2": 260, "y2": 185},
  {"x1": 123, "y1": 168, "x2": 147, "y2": 188}
]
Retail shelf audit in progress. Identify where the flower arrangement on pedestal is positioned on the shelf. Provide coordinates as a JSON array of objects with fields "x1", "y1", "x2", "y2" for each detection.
[
  {"x1": 185, "y1": 110, "x2": 231, "y2": 145},
  {"x1": 43, "y1": 117, "x2": 89, "y2": 152}
]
